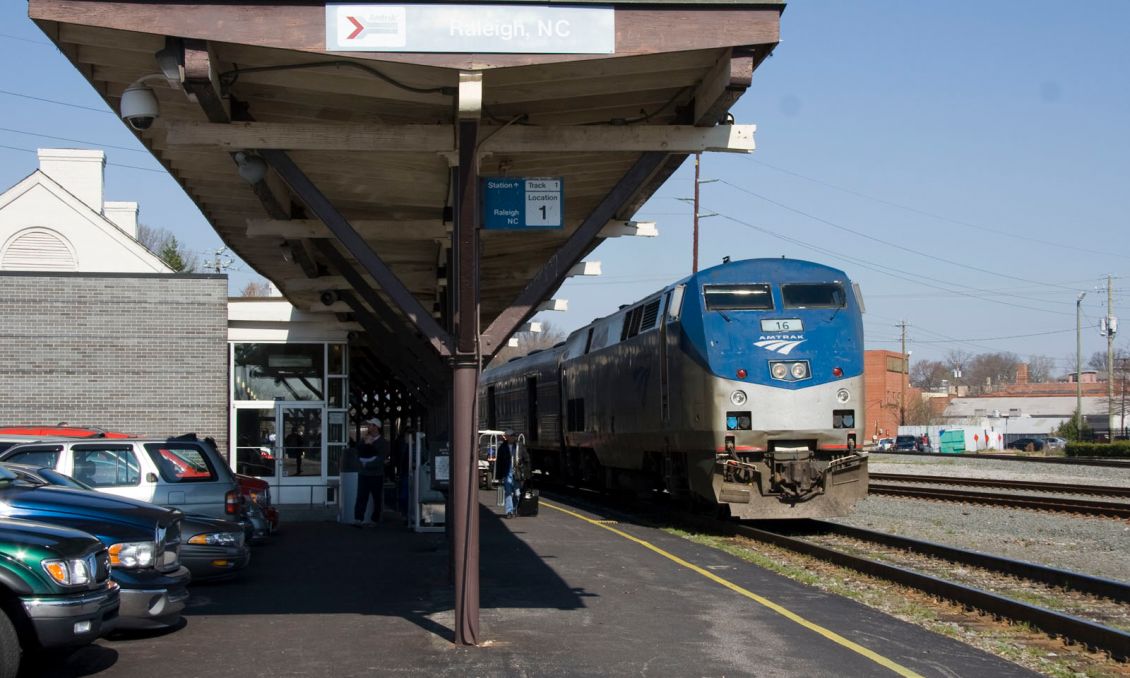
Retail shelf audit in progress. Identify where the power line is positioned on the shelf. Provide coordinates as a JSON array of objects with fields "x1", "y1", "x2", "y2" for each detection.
[
  {"x1": 0, "y1": 33, "x2": 53, "y2": 46},
  {"x1": 0, "y1": 143, "x2": 167, "y2": 174},
  {"x1": 0, "y1": 88, "x2": 113, "y2": 114},
  {"x1": 0, "y1": 126, "x2": 147, "y2": 153},
  {"x1": 745, "y1": 157, "x2": 1122, "y2": 260},
  {"x1": 716, "y1": 179, "x2": 1081, "y2": 295},
  {"x1": 709, "y1": 206, "x2": 1075, "y2": 317}
]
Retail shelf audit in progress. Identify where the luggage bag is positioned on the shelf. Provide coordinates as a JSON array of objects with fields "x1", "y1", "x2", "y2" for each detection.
[{"x1": 517, "y1": 488, "x2": 539, "y2": 517}]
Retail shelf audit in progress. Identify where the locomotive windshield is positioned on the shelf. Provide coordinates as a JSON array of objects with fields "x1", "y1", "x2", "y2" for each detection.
[
  {"x1": 781, "y1": 283, "x2": 846, "y2": 309},
  {"x1": 703, "y1": 284, "x2": 773, "y2": 310}
]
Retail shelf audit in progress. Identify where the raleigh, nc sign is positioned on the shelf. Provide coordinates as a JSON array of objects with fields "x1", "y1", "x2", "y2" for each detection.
[
  {"x1": 326, "y1": 4, "x2": 615, "y2": 53},
  {"x1": 482, "y1": 178, "x2": 563, "y2": 230}
]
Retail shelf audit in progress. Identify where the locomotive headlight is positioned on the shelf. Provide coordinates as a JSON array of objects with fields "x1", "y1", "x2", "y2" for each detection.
[
  {"x1": 790, "y1": 362, "x2": 808, "y2": 379},
  {"x1": 771, "y1": 363, "x2": 788, "y2": 380},
  {"x1": 730, "y1": 390, "x2": 748, "y2": 406},
  {"x1": 836, "y1": 388, "x2": 851, "y2": 403}
]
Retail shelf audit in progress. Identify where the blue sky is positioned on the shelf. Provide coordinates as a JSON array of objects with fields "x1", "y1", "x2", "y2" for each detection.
[{"x1": 1, "y1": 1, "x2": 1127, "y2": 371}]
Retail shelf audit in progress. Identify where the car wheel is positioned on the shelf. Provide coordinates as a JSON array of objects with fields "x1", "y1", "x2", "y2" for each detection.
[{"x1": 0, "y1": 607, "x2": 21, "y2": 678}]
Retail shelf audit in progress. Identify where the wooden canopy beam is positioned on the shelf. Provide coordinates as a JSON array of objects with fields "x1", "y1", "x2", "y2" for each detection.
[
  {"x1": 480, "y1": 151, "x2": 667, "y2": 356},
  {"x1": 259, "y1": 148, "x2": 454, "y2": 358},
  {"x1": 165, "y1": 121, "x2": 756, "y2": 154}
]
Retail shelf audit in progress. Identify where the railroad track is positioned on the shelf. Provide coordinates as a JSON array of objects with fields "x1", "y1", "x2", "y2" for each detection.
[
  {"x1": 871, "y1": 451, "x2": 1130, "y2": 468},
  {"x1": 537, "y1": 484, "x2": 1130, "y2": 660},
  {"x1": 725, "y1": 519, "x2": 1130, "y2": 661},
  {"x1": 870, "y1": 473, "x2": 1130, "y2": 498},
  {"x1": 867, "y1": 480, "x2": 1130, "y2": 518}
]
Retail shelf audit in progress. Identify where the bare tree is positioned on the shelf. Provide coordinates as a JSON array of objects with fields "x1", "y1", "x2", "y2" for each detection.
[
  {"x1": 1025, "y1": 355, "x2": 1057, "y2": 383},
  {"x1": 136, "y1": 223, "x2": 199, "y2": 273},
  {"x1": 910, "y1": 359, "x2": 950, "y2": 390},
  {"x1": 967, "y1": 351, "x2": 1020, "y2": 393},
  {"x1": 944, "y1": 350, "x2": 972, "y2": 389},
  {"x1": 239, "y1": 280, "x2": 273, "y2": 297},
  {"x1": 488, "y1": 321, "x2": 568, "y2": 367}
]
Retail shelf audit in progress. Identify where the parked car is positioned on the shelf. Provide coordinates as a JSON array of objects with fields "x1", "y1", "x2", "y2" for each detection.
[
  {"x1": 0, "y1": 466, "x2": 189, "y2": 629},
  {"x1": 1, "y1": 436, "x2": 247, "y2": 522},
  {"x1": 0, "y1": 430, "x2": 277, "y2": 539},
  {"x1": 1043, "y1": 436, "x2": 1067, "y2": 450},
  {"x1": 0, "y1": 516, "x2": 119, "y2": 678},
  {"x1": 3, "y1": 462, "x2": 250, "y2": 581},
  {"x1": 1006, "y1": 437, "x2": 1046, "y2": 452},
  {"x1": 875, "y1": 437, "x2": 894, "y2": 452},
  {"x1": 894, "y1": 435, "x2": 920, "y2": 452}
]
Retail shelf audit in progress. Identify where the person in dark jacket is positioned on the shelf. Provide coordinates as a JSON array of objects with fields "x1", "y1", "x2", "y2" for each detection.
[
  {"x1": 354, "y1": 417, "x2": 389, "y2": 527},
  {"x1": 494, "y1": 431, "x2": 516, "y2": 518}
]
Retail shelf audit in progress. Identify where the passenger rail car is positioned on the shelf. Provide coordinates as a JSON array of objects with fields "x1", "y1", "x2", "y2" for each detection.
[{"x1": 481, "y1": 258, "x2": 868, "y2": 519}]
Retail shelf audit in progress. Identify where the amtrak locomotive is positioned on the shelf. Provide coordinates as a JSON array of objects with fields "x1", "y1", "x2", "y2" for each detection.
[{"x1": 481, "y1": 258, "x2": 868, "y2": 519}]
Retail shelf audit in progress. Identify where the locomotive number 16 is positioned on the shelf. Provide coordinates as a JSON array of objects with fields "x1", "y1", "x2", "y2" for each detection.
[{"x1": 760, "y1": 318, "x2": 804, "y2": 332}]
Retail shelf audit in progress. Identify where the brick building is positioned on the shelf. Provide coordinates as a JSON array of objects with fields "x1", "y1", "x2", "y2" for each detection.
[
  {"x1": 0, "y1": 149, "x2": 229, "y2": 451},
  {"x1": 863, "y1": 349, "x2": 921, "y2": 441}
]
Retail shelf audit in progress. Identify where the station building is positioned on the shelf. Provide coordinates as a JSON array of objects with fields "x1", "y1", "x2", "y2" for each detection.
[{"x1": 0, "y1": 148, "x2": 376, "y2": 506}]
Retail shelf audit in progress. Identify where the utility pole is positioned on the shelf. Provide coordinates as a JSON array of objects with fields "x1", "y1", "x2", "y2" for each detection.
[
  {"x1": 206, "y1": 247, "x2": 233, "y2": 274},
  {"x1": 692, "y1": 153, "x2": 701, "y2": 273},
  {"x1": 1077, "y1": 291, "x2": 1086, "y2": 437},
  {"x1": 1103, "y1": 274, "x2": 1118, "y2": 437},
  {"x1": 898, "y1": 320, "x2": 908, "y2": 427}
]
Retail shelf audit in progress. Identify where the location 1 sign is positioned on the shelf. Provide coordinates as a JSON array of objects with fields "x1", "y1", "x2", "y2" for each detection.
[{"x1": 482, "y1": 178, "x2": 563, "y2": 230}]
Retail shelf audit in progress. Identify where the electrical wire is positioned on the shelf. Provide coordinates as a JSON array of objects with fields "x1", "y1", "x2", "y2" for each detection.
[
  {"x1": 0, "y1": 143, "x2": 166, "y2": 174},
  {"x1": 746, "y1": 157, "x2": 1124, "y2": 260},
  {"x1": 220, "y1": 61, "x2": 455, "y2": 96},
  {"x1": 709, "y1": 205, "x2": 1075, "y2": 317},
  {"x1": 0, "y1": 126, "x2": 147, "y2": 153},
  {"x1": 716, "y1": 178, "x2": 1083, "y2": 295},
  {"x1": 0, "y1": 87, "x2": 113, "y2": 114}
]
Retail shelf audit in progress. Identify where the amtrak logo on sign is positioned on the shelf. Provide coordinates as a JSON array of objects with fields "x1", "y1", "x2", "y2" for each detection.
[{"x1": 754, "y1": 337, "x2": 805, "y2": 355}]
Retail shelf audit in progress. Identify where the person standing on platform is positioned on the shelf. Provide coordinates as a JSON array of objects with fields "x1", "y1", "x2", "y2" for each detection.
[
  {"x1": 514, "y1": 438, "x2": 532, "y2": 503},
  {"x1": 354, "y1": 418, "x2": 389, "y2": 527},
  {"x1": 495, "y1": 430, "x2": 515, "y2": 518}
]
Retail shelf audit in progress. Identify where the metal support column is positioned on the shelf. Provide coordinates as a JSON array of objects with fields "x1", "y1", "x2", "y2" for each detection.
[{"x1": 451, "y1": 73, "x2": 482, "y2": 646}]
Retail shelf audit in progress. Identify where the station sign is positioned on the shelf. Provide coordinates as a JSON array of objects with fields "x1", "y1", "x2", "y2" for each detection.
[
  {"x1": 326, "y1": 4, "x2": 615, "y2": 54},
  {"x1": 482, "y1": 177, "x2": 563, "y2": 230}
]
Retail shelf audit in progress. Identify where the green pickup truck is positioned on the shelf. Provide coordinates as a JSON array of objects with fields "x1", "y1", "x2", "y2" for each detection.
[{"x1": 0, "y1": 517, "x2": 120, "y2": 678}]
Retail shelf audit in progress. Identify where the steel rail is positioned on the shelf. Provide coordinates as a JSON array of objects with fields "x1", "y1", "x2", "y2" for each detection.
[
  {"x1": 872, "y1": 451, "x2": 1130, "y2": 468},
  {"x1": 868, "y1": 483, "x2": 1130, "y2": 518},
  {"x1": 731, "y1": 522, "x2": 1130, "y2": 661},
  {"x1": 810, "y1": 521, "x2": 1130, "y2": 603},
  {"x1": 870, "y1": 473, "x2": 1130, "y2": 498}
]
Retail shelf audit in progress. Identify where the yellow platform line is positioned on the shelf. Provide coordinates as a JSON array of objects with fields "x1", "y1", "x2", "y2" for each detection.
[{"x1": 543, "y1": 500, "x2": 924, "y2": 678}]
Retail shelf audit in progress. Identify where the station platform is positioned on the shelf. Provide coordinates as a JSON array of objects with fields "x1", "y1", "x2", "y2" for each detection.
[{"x1": 45, "y1": 490, "x2": 1037, "y2": 677}]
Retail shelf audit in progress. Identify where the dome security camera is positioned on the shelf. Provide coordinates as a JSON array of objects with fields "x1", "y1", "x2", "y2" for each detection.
[{"x1": 121, "y1": 82, "x2": 159, "y2": 131}]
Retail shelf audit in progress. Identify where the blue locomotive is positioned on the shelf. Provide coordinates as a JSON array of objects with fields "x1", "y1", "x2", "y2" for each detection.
[{"x1": 481, "y1": 258, "x2": 868, "y2": 519}]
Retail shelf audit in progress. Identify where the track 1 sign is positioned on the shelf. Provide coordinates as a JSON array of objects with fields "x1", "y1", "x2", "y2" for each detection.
[{"x1": 482, "y1": 177, "x2": 563, "y2": 230}]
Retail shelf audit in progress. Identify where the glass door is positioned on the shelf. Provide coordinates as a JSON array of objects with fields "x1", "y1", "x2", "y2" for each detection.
[
  {"x1": 278, "y1": 404, "x2": 323, "y2": 479},
  {"x1": 234, "y1": 407, "x2": 277, "y2": 477}
]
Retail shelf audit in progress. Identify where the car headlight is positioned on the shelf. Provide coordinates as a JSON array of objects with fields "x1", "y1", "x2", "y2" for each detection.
[
  {"x1": 730, "y1": 390, "x2": 748, "y2": 406},
  {"x1": 790, "y1": 362, "x2": 808, "y2": 379},
  {"x1": 108, "y1": 541, "x2": 157, "y2": 569},
  {"x1": 188, "y1": 532, "x2": 243, "y2": 547},
  {"x1": 42, "y1": 557, "x2": 92, "y2": 586}
]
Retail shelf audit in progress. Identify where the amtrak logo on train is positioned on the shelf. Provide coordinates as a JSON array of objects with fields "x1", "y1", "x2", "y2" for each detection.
[{"x1": 754, "y1": 335, "x2": 805, "y2": 355}]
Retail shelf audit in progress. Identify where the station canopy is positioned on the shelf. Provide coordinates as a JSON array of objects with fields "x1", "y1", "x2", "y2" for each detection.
[{"x1": 30, "y1": 0, "x2": 783, "y2": 396}]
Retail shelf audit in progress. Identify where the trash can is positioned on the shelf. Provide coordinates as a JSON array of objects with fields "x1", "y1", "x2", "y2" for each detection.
[{"x1": 337, "y1": 447, "x2": 360, "y2": 524}]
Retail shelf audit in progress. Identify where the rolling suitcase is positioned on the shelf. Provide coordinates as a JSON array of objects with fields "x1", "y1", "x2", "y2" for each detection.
[{"x1": 517, "y1": 488, "x2": 539, "y2": 517}]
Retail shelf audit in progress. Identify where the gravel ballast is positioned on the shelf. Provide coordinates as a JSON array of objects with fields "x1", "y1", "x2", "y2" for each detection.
[{"x1": 829, "y1": 453, "x2": 1130, "y2": 581}]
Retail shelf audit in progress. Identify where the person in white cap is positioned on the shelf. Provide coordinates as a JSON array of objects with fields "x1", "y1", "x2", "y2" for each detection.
[{"x1": 354, "y1": 417, "x2": 389, "y2": 527}]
